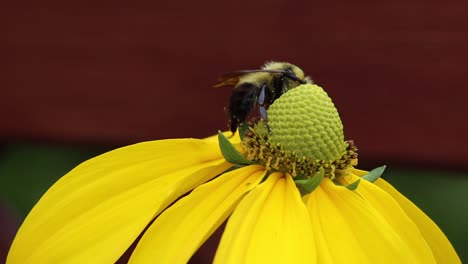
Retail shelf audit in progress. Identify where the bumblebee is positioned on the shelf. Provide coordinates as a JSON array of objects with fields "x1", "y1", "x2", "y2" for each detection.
[{"x1": 214, "y1": 61, "x2": 312, "y2": 133}]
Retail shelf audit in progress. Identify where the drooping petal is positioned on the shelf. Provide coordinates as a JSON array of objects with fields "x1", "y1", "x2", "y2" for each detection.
[
  {"x1": 374, "y1": 178, "x2": 461, "y2": 264},
  {"x1": 129, "y1": 165, "x2": 266, "y2": 264},
  {"x1": 214, "y1": 173, "x2": 316, "y2": 264},
  {"x1": 348, "y1": 174, "x2": 437, "y2": 260},
  {"x1": 8, "y1": 139, "x2": 230, "y2": 264},
  {"x1": 306, "y1": 178, "x2": 436, "y2": 264}
]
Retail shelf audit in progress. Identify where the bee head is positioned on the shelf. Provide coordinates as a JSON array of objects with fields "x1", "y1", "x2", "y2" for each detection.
[{"x1": 262, "y1": 61, "x2": 311, "y2": 85}]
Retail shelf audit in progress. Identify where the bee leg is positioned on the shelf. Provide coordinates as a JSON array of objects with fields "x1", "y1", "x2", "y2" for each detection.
[
  {"x1": 259, "y1": 106, "x2": 267, "y2": 120},
  {"x1": 259, "y1": 106, "x2": 272, "y2": 133},
  {"x1": 258, "y1": 83, "x2": 268, "y2": 120},
  {"x1": 258, "y1": 84, "x2": 266, "y2": 105},
  {"x1": 258, "y1": 83, "x2": 272, "y2": 133},
  {"x1": 230, "y1": 118, "x2": 238, "y2": 135}
]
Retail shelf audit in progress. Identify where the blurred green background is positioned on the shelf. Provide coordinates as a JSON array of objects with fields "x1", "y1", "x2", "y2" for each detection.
[{"x1": 1, "y1": 142, "x2": 467, "y2": 262}]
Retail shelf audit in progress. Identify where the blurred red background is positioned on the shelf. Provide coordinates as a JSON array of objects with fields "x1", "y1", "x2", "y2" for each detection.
[
  {"x1": 1, "y1": 0, "x2": 468, "y2": 261},
  {"x1": 2, "y1": 1, "x2": 467, "y2": 168}
]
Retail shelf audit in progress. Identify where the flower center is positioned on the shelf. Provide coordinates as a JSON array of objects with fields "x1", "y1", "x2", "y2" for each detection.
[{"x1": 240, "y1": 84, "x2": 358, "y2": 180}]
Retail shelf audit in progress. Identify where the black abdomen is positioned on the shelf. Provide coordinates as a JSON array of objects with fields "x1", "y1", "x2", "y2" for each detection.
[{"x1": 228, "y1": 83, "x2": 259, "y2": 133}]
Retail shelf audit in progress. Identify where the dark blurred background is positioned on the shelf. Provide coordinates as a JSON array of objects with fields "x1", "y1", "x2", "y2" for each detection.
[{"x1": 1, "y1": 1, "x2": 467, "y2": 262}]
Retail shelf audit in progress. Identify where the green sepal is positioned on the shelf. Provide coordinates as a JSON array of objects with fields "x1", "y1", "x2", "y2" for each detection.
[
  {"x1": 344, "y1": 179, "x2": 361, "y2": 190},
  {"x1": 362, "y1": 165, "x2": 386, "y2": 183},
  {"x1": 218, "y1": 131, "x2": 254, "y2": 165},
  {"x1": 294, "y1": 168, "x2": 324, "y2": 193},
  {"x1": 238, "y1": 122, "x2": 249, "y2": 141}
]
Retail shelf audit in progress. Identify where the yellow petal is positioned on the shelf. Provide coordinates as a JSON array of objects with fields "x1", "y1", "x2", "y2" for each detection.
[
  {"x1": 8, "y1": 139, "x2": 230, "y2": 264},
  {"x1": 204, "y1": 131, "x2": 241, "y2": 144},
  {"x1": 306, "y1": 178, "x2": 436, "y2": 264},
  {"x1": 374, "y1": 178, "x2": 461, "y2": 264},
  {"x1": 351, "y1": 168, "x2": 368, "y2": 177},
  {"x1": 353, "y1": 175, "x2": 436, "y2": 261},
  {"x1": 129, "y1": 165, "x2": 266, "y2": 264},
  {"x1": 214, "y1": 173, "x2": 316, "y2": 264}
]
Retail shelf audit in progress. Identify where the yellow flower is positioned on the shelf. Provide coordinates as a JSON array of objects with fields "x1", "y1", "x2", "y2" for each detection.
[{"x1": 7, "y1": 84, "x2": 460, "y2": 264}]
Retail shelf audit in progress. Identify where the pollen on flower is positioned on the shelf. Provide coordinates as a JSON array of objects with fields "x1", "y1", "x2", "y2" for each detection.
[{"x1": 242, "y1": 126, "x2": 358, "y2": 179}]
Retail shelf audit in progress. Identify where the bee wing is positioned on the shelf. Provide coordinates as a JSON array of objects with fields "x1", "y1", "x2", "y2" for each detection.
[
  {"x1": 212, "y1": 74, "x2": 241, "y2": 88},
  {"x1": 213, "y1": 69, "x2": 286, "y2": 88}
]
